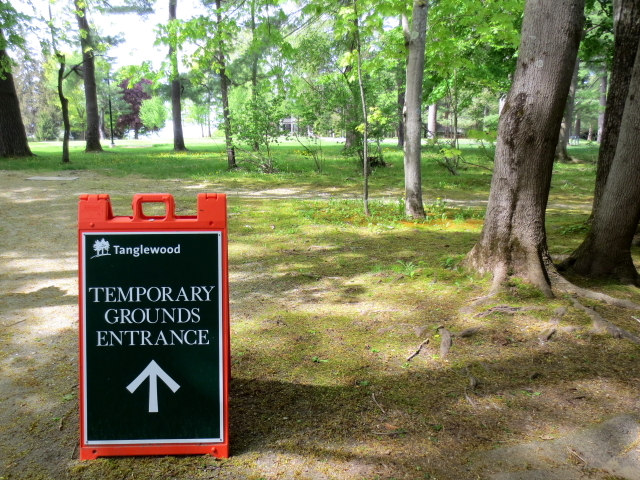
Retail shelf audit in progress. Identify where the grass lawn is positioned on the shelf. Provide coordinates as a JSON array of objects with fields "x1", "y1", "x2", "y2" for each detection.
[{"x1": 1, "y1": 137, "x2": 638, "y2": 480}]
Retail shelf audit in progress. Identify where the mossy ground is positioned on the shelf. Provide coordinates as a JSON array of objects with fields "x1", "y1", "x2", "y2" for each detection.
[{"x1": 0, "y1": 139, "x2": 638, "y2": 479}]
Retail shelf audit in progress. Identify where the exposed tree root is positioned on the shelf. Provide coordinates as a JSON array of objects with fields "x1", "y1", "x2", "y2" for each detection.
[
  {"x1": 452, "y1": 327, "x2": 482, "y2": 338},
  {"x1": 545, "y1": 259, "x2": 640, "y2": 343},
  {"x1": 569, "y1": 298, "x2": 640, "y2": 345},
  {"x1": 538, "y1": 327, "x2": 556, "y2": 343},
  {"x1": 438, "y1": 327, "x2": 452, "y2": 359},
  {"x1": 548, "y1": 267, "x2": 640, "y2": 310},
  {"x1": 473, "y1": 305, "x2": 545, "y2": 318}
]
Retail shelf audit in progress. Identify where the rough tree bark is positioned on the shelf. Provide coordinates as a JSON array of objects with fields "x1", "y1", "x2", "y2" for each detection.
[
  {"x1": 590, "y1": 0, "x2": 640, "y2": 220},
  {"x1": 74, "y1": 0, "x2": 103, "y2": 153},
  {"x1": 0, "y1": 43, "x2": 34, "y2": 158},
  {"x1": 169, "y1": 0, "x2": 187, "y2": 152},
  {"x1": 464, "y1": 0, "x2": 584, "y2": 297},
  {"x1": 560, "y1": 35, "x2": 640, "y2": 286},
  {"x1": 403, "y1": 0, "x2": 428, "y2": 218}
]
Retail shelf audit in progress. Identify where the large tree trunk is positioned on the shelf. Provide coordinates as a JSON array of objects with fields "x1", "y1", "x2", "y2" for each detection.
[
  {"x1": 74, "y1": 1, "x2": 102, "y2": 153},
  {"x1": 597, "y1": 72, "x2": 607, "y2": 141},
  {"x1": 464, "y1": 0, "x2": 584, "y2": 296},
  {"x1": 403, "y1": 0, "x2": 428, "y2": 218},
  {"x1": 169, "y1": 0, "x2": 187, "y2": 152},
  {"x1": 0, "y1": 44, "x2": 34, "y2": 158},
  {"x1": 561, "y1": 41, "x2": 640, "y2": 285},
  {"x1": 590, "y1": 0, "x2": 640, "y2": 220},
  {"x1": 555, "y1": 57, "x2": 579, "y2": 161}
]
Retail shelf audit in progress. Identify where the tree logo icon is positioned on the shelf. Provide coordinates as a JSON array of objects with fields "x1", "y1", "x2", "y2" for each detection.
[{"x1": 91, "y1": 238, "x2": 111, "y2": 259}]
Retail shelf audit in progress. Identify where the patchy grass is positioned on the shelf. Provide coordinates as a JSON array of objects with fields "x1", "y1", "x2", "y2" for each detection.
[{"x1": 1, "y1": 139, "x2": 639, "y2": 479}]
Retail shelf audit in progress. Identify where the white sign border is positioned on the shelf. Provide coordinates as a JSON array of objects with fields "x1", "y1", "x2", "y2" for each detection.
[{"x1": 81, "y1": 230, "x2": 225, "y2": 445}]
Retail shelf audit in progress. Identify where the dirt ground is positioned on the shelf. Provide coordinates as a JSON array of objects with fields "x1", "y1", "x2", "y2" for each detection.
[{"x1": 1, "y1": 170, "x2": 639, "y2": 480}]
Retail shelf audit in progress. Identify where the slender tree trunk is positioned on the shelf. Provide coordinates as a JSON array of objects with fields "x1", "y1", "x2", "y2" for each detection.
[
  {"x1": 0, "y1": 43, "x2": 34, "y2": 157},
  {"x1": 396, "y1": 15, "x2": 408, "y2": 149},
  {"x1": 587, "y1": 123, "x2": 593, "y2": 141},
  {"x1": 563, "y1": 37, "x2": 640, "y2": 285},
  {"x1": 427, "y1": 103, "x2": 437, "y2": 139},
  {"x1": 555, "y1": 57, "x2": 579, "y2": 161},
  {"x1": 574, "y1": 116, "x2": 580, "y2": 137},
  {"x1": 590, "y1": 0, "x2": 640, "y2": 220},
  {"x1": 57, "y1": 55, "x2": 71, "y2": 163},
  {"x1": 48, "y1": 7, "x2": 69, "y2": 162},
  {"x1": 464, "y1": 0, "x2": 584, "y2": 296},
  {"x1": 215, "y1": 0, "x2": 236, "y2": 168},
  {"x1": 353, "y1": 0, "x2": 369, "y2": 216},
  {"x1": 169, "y1": 0, "x2": 187, "y2": 152},
  {"x1": 597, "y1": 72, "x2": 607, "y2": 141},
  {"x1": 342, "y1": 26, "x2": 359, "y2": 151},
  {"x1": 396, "y1": 74, "x2": 405, "y2": 148},
  {"x1": 403, "y1": 0, "x2": 428, "y2": 218},
  {"x1": 250, "y1": 0, "x2": 260, "y2": 152},
  {"x1": 73, "y1": 1, "x2": 102, "y2": 153}
]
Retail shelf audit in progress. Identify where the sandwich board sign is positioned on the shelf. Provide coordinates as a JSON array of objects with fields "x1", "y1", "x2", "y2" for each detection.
[{"x1": 77, "y1": 193, "x2": 229, "y2": 459}]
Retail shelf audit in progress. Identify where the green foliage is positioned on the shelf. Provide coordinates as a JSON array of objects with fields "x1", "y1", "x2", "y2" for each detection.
[
  {"x1": 559, "y1": 223, "x2": 589, "y2": 235},
  {"x1": 139, "y1": 97, "x2": 168, "y2": 132}
]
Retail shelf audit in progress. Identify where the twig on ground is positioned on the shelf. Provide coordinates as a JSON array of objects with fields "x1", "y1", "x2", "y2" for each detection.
[
  {"x1": 372, "y1": 393, "x2": 386, "y2": 414},
  {"x1": 632, "y1": 316, "x2": 640, "y2": 324},
  {"x1": 566, "y1": 446, "x2": 587, "y2": 466},
  {"x1": 0, "y1": 319, "x2": 27, "y2": 329},
  {"x1": 406, "y1": 338, "x2": 429, "y2": 361}
]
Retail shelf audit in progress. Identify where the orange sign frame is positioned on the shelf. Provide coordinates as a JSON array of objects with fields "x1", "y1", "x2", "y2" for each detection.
[{"x1": 77, "y1": 193, "x2": 229, "y2": 459}]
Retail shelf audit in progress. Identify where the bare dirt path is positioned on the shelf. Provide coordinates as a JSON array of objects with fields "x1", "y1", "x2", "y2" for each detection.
[{"x1": 0, "y1": 170, "x2": 638, "y2": 480}]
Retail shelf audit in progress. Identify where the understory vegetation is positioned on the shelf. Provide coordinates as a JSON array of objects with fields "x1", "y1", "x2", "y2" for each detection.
[{"x1": 1, "y1": 139, "x2": 639, "y2": 480}]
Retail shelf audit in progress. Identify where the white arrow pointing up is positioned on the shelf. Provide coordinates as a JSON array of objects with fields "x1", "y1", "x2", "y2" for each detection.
[{"x1": 126, "y1": 360, "x2": 180, "y2": 413}]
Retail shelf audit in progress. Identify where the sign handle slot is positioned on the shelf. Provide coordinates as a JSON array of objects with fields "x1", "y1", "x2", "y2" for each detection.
[{"x1": 132, "y1": 194, "x2": 176, "y2": 222}]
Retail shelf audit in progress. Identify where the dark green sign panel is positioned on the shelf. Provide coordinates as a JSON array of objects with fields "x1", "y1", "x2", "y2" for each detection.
[{"x1": 81, "y1": 231, "x2": 223, "y2": 444}]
